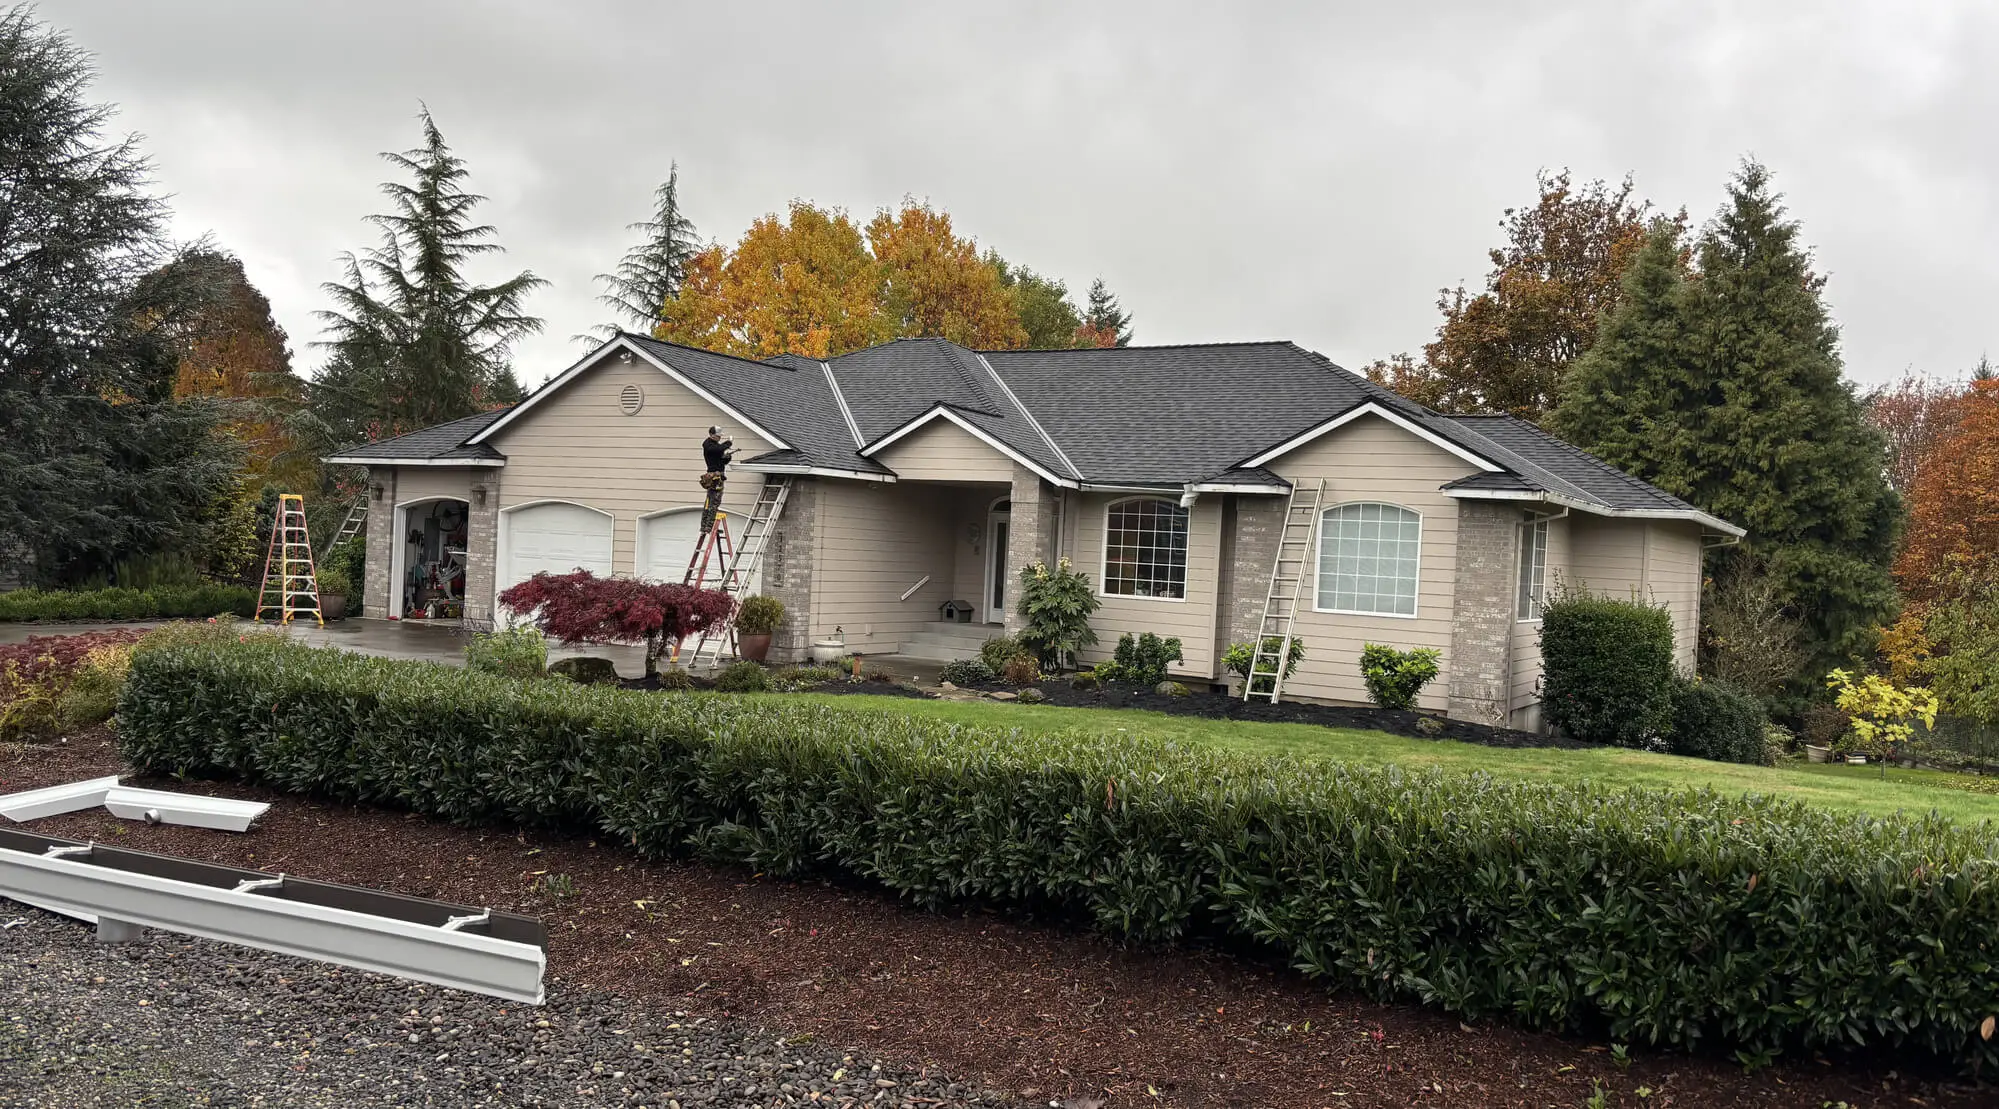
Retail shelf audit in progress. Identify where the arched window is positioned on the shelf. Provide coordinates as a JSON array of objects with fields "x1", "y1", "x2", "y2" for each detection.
[
  {"x1": 1316, "y1": 503, "x2": 1421, "y2": 616},
  {"x1": 1102, "y1": 497, "x2": 1188, "y2": 600}
]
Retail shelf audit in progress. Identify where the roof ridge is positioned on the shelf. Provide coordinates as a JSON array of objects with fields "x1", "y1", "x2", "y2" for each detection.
[
  {"x1": 980, "y1": 338, "x2": 1297, "y2": 354},
  {"x1": 621, "y1": 331, "x2": 801, "y2": 372}
]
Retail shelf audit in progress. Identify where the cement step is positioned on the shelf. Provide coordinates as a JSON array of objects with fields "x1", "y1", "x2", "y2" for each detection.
[{"x1": 890, "y1": 622, "x2": 1004, "y2": 662}]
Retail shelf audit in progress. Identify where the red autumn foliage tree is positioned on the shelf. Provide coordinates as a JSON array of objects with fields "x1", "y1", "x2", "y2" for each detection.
[
  {"x1": 1896, "y1": 379, "x2": 1999, "y2": 603},
  {"x1": 1868, "y1": 372, "x2": 1969, "y2": 494},
  {"x1": 497, "y1": 571, "x2": 734, "y2": 677}
]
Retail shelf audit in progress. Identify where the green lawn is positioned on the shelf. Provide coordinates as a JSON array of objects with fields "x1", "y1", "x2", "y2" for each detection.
[{"x1": 787, "y1": 693, "x2": 1999, "y2": 827}]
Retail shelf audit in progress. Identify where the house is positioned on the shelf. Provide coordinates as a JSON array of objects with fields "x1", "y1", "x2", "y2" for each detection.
[{"x1": 327, "y1": 332, "x2": 1743, "y2": 729}]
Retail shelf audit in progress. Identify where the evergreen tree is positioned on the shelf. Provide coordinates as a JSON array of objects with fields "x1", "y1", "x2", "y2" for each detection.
[
  {"x1": 1554, "y1": 161, "x2": 1899, "y2": 679},
  {"x1": 0, "y1": 8, "x2": 241, "y2": 585},
  {"x1": 1077, "y1": 277, "x2": 1133, "y2": 347},
  {"x1": 595, "y1": 163, "x2": 700, "y2": 335},
  {"x1": 314, "y1": 108, "x2": 544, "y2": 442},
  {"x1": 989, "y1": 255, "x2": 1082, "y2": 348}
]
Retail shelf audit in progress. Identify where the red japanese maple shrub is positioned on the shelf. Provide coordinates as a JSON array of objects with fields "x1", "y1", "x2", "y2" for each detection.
[{"x1": 497, "y1": 571, "x2": 734, "y2": 677}]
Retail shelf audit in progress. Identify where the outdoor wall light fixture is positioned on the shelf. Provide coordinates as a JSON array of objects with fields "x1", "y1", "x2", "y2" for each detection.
[
  {"x1": 474, "y1": 486, "x2": 487, "y2": 507},
  {"x1": 371, "y1": 484, "x2": 384, "y2": 502}
]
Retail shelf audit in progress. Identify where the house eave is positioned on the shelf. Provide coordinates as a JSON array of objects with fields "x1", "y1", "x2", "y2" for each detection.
[
  {"x1": 733, "y1": 462, "x2": 897, "y2": 483},
  {"x1": 1442, "y1": 487, "x2": 1747, "y2": 538},
  {"x1": 325, "y1": 456, "x2": 506, "y2": 468}
]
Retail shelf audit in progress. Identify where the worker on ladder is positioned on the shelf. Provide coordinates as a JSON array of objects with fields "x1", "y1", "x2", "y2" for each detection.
[{"x1": 699, "y1": 425, "x2": 736, "y2": 534}]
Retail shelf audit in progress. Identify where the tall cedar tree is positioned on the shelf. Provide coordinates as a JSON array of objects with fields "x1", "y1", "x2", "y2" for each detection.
[
  {"x1": 1554, "y1": 162, "x2": 1900, "y2": 678},
  {"x1": 594, "y1": 163, "x2": 700, "y2": 335},
  {"x1": 0, "y1": 8, "x2": 241, "y2": 586},
  {"x1": 1077, "y1": 277, "x2": 1133, "y2": 347},
  {"x1": 314, "y1": 109, "x2": 544, "y2": 444},
  {"x1": 1369, "y1": 171, "x2": 1665, "y2": 422}
]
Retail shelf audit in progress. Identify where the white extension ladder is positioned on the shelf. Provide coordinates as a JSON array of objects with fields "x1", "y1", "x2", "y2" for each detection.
[
  {"x1": 1243, "y1": 478, "x2": 1324, "y2": 703},
  {"x1": 683, "y1": 477, "x2": 792, "y2": 669}
]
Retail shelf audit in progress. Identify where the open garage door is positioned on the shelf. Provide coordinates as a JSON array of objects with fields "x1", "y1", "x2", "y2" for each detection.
[{"x1": 499, "y1": 502, "x2": 613, "y2": 613}]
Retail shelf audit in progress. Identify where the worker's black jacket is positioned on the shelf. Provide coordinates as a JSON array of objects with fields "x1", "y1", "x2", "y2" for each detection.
[{"x1": 703, "y1": 437, "x2": 732, "y2": 474}]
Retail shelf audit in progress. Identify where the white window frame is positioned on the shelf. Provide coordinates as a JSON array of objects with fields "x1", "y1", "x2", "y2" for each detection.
[
  {"x1": 1516, "y1": 517, "x2": 1550, "y2": 621},
  {"x1": 1313, "y1": 502, "x2": 1422, "y2": 619},
  {"x1": 1098, "y1": 496, "x2": 1189, "y2": 603}
]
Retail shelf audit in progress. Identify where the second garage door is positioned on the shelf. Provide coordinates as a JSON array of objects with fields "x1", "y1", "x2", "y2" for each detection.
[{"x1": 500, "y1": 502, "x2": 614, "y2": 605}]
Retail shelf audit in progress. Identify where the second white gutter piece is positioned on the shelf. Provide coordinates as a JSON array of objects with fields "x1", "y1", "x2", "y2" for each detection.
[{"x1": 102, "y1": 787, "x2": 269, "y2": 832}]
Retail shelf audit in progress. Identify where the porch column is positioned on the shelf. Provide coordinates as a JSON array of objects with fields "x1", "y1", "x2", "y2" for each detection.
[
  {"x1": 361, "y1": 467, "x2": 397, "y2": 619},
  {"x1": 762, "y1": 476, "x2": 818, "y2": 664},
  {"x1": 461, "y1": 472, "x2": 501, "y2": 627},
  {"x1": 1446, "y1": 500, "x2": 1516, "y2": 724},
  {"x1": 1002, "y1": 465, "x2": 1055, "y2": 637}
]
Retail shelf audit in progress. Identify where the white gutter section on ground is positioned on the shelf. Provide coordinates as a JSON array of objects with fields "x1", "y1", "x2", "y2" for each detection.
[
  {"x1": 101, "y1": 787, "x2": 269, "y2": 832},
  {"x1": 0, "y1": 845, "x2": 546, "y2": 1003},
  {"x1": 0, "y1": 776, "x2": 122, "y2": 822}
]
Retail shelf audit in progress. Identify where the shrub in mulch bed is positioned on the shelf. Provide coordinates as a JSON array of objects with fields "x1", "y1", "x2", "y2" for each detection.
[
  {"x1": 0, "y1": 584, "x2": 255, "y2": 622},
  {"x1": 962, "y1": 676, "x2": 1576, "y2": 749},
  {"x1": 0, "y1": 629, "x2": 145, "y2": 740},
  {"x1": 117, "y1": 635, "x2": 1999, "y2": 1073}
]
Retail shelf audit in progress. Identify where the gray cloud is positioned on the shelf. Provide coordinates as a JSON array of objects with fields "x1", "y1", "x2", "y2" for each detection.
[{"x1": 43, "y1": 0, "x2": 1999, "y2": 389}]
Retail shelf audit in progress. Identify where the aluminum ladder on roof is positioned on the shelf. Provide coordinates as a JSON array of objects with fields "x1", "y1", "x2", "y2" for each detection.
[
  {"x1": 323, "y1": 495, "x2": 367, "y2": 557},
  {"x1": 1242, "y1": 478, "x2": 1324, "y2": 704},
  {"x1": 684, "y1": 477, "x2": 792, "y2": 670}
]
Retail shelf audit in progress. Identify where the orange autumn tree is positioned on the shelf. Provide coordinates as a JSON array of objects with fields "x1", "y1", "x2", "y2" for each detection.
[
  {"x1": 153, "y1": 250, "x2": 308, "y2": 484},
  {"x1": 656, "y1": 200, "x2": 1039, "y2": 358},
  {"x1": 1897, "y1": 379, "x2": 1999, "y2": 602},
  {"x1": 1869, "y1": 372, "x2": 1970, "y2": 494}
]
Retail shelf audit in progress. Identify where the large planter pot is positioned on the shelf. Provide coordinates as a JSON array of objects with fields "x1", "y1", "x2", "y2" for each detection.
[
  {"x1": 319, "y1": 594, "x2": 349, "y2": 621},
  {"x1": 737, "y1": 632, "x2": 773, "y2": 663},
  {"x1": 809, "y1": 639, "x2": 846, "y2": 664},
  {"x1": 1804, "y1": 743, "x2": 1831, "y2": 764}
]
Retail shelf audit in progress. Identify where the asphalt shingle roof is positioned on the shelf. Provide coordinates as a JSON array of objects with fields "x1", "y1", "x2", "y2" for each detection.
[{"x1": 330, "y1": 334, "x2": 1736, "y2": 534}]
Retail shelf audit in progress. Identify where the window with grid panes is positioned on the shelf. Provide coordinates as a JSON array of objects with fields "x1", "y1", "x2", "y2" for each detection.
[
  {"x1": 1315, "y1": 503, "x2": 1420, "y2": 616},
  {"x1": 1516, "y1": 518, "x2": 1549, "y2": 620},
  {"x1": 1102, "y1": 498, "x2": 1188, "y2": 599}
]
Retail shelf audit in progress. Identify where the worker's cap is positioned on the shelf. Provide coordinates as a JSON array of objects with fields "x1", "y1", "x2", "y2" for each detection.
[{"x1": 708, "y1": 425, "x2": 720, "y2": 435}]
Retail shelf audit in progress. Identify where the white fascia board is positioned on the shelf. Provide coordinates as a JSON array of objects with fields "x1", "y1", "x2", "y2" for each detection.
[
  {"x1": 1077, "y1": 483, "x2": 1180, "y2": 494},
  {"x1": 0, "y1": 848, "x2": 546, "y2": 1004},
  {"x1": 102, "y1": 787, "x2": 270, "y2": 832},
  {"x1": 1186, "y1": 482, "x2": 1291, "y2": 495},
  {"x1": 733, "y1": 462, "x2": 897, "y2": 482},
  {"x1": 1242, "y1": 402, "x2": 1502, "y2": 473},
  {"x1": 323, "y1": 456, "x2": 505, "y2": 467},
  {"x1": 1443, "y1": 487, "x2": 1748, "y2": 538},
  {"x1": 0, "y1": 776, "x2": 121, "y2": 822},
  {"x1": 861, "y1": 406, "x2": 1077, "y2": 488},
  {"x1": 468, "y1": 337, "x2": 791, "y2": 452}
]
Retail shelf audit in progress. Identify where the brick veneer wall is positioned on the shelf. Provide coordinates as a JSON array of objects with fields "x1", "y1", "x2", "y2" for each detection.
[
  {"x1": 362, "y1": 468, "x2": 396, "y2": 618},
  {"x1": 762, "y1": 476, "x2": 817, "y2": 664},
  {"x1": 1001, "y1": 465, "x2": 1054, "y2": 637},
  {"x1": 462, "y1": 473, "x2": 501, "y2": 627},
  {"x1": 1446, "y1": 500, "x2": 1517, "y2": 723}
]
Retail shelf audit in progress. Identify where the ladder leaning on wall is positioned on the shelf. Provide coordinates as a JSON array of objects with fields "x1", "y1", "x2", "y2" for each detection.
[
  {"x1": 254, "y1": 493, "x2": 324, "y2": 627},
  {"x1": 323, "y1": 494, "x2": 368, "y2": 557},
  {"x1": 677, "y1": 476, "x2": 792, "y2": 669},
  {"x1": 1243, "y1": 478, "x2": 1324, "y2": 704}
]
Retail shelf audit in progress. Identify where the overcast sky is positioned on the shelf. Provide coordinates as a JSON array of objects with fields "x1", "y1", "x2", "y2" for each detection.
[{"x1": 43, "y1": 0, "x2": 1999, "y2": 390}]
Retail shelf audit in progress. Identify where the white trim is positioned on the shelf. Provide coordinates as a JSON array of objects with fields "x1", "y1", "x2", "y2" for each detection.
[
  {"x1": 0, "y1": 844, "x2": 545, "y2": 1004},
  {"x1": 860, "y1": 404, "x2": 1077, "y2": 489},
  {"x1": 493, "y1": 499, "x2": 617, "y2": 624},
  {"x1": 821, "y1": 361, "x2": 865, "y2": 448},
  {"x1": 1242, "y1": 402, "x2": 1503, "y2": 473},
  {"x1": 1077, "y1": 483, "x2": 1179, "y2": 494},
  {"x1": 466, "y1": 336, "x2": 791, "y2": 452},
  {"x1": 1442, "y1": 487, "x2": 1747, "y2": 538},
  {"x1": 389, "y1": 496, "x2": 473, "y2": 620},
  {"x1": 975, "y1": 353, "x2": 1084, "y2": 481},
  {"x1": 632, "y1": 505, "x2": 704, "y2": 580},
  {"x1": 1311, "y1": 501, "x2": 1424, "y2": 620},
  {"x1": 1185, "y1": 481, "x2": 1290, "y2": 495},
  {"x1": 733, "y1": 461, "x2": 896, "y2": 482},
  {"x1": 326, "y1": 456, "x2": 504, "y2": 468},
  {"x1": 1097, "y1": 495, "x2": 1191, "y2": 604},
  {"x1": 1514, "y1": 516, "x2": 1550, "y2": 622},
  {"x1": 983, "y1": 504, "x2": 1011, "y2": 624},
  {"x1": 0, "y1": 776, "x2": 121, "y2": 822}
]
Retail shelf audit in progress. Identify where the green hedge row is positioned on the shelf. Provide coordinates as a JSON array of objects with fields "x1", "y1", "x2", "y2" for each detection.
[
  {"x1": 0, "y1": 584, "x2": 256, "y2": 622},
  {"x1": 117, "y1": 637, "x2": 1999, "y2": 1069}
]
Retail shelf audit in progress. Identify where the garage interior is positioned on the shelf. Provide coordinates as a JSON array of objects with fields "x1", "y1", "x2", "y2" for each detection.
[{"x1": 400, "y1": 498, "x2": 469, "y2": 620}]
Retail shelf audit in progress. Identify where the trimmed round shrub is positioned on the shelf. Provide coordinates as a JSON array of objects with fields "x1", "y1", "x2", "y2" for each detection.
[
  {"x1": 1668, "y1": 678, "x2": 1770, "y2": 765},
  {"x1": 1359, "y1": 643, "x2": 1441, "y2": 710},
  {"x1": 978, "y1": 635, "x2": 1022, "y2": 675},
  {"x1": 655, "y1": 667, "x2": 695, "y2": 691},
  {"x1": 734, "y1": 595, "x2": 785, "y2": 635},
  {"x1": 939, "y1": 658, "x2": 997, "y2": 686},
  {"x1": 1540, "y1": 592, "x2": 1676, "y2": 746},
  {"x1": 1000, "y1": 654, "x2": 1041, "y2": 686},
  {"x1": 714, "y1": 660, "x2": 769, "y2": 692},
  {"x1": 464, "y1": 625, "x2": 548, "y2": 679}
]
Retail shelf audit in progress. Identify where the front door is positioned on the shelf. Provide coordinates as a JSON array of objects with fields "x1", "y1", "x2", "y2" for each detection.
[{"x1": 985, "y1": 510, "x2": 1010, "y2": 624}]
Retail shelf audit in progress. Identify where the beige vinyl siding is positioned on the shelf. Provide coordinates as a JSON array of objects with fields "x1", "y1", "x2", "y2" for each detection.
[
  {"x1": 1070, "y1": 492, "x2": 1224, "y2": 678},
  {"x1": 486, "y1": 351, "x2": 774, "y2": 579},
  {"x1": 1263, "y1": 415, "x2": 1479, "y2": 711},
  {"x1": 1566, "y1": 515, "x2": 1705, "y2": 675},
  {"x1": 873, "y1": 419, "x2": 1015, "y2": 483},
  {"x1": 1508, "y1": 514, "x2": 1570, "y2": 719},
  {"x1": 394, "y1": 468, "x2": 475, "y2": 506},
  {"x1": 811, "y1": 481, "x2": 960, "y2": 652},
  {"x1": 948, "y1": 493, "x2": 1008, "y2": 618}
]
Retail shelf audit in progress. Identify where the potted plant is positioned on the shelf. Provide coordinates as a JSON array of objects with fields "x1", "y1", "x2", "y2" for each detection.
[
  {"x1": 316, "y1": 568, "x2": 353, "y2": 621},
  {"x1": 734, "y1": 594, "x2": 785, "y2": 663}
]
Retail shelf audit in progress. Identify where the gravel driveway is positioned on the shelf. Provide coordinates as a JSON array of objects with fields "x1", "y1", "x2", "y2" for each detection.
[{"x1": 0, "y1": 907, "x2": 1018, "y2": 1108}]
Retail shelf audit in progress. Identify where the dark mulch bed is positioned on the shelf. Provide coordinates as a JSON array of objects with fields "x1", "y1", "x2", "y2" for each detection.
[
  {"x1": 964, "y1": 677, "x2": 1589, "y2": 750},
  {"x1": 4, "y1": 732, "x2": 1985, "y2": 1109}
]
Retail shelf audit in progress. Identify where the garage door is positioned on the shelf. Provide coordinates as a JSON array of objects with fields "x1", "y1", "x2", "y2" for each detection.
[
  {"x1": 638, "y1": 509, "x2": 702, "y2": 583},
  {"x1": 500, "y1": 502, "x2": 613, "y2": 603}
]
